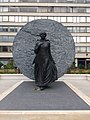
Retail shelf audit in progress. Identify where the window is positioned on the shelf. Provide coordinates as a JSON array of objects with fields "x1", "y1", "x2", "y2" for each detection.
[
  {"x1": 67, "y1": 0, "x2": 75, "y2": 3},
  {"x1": 80, "y1": 37, "x2": 86, "y2": 42},
  {"x1": 20, "y1": 7, "x2": 37, "y2": 12},
  {"x1": 2, "y1": 27, "x2": 8, "y2": 32},
  {"x1": 73, "y1": 36, "x2": 77, "y2": 42},
  {"x1": 61, "y1": 17, "x2": 66, "y2": 22},
  {"x1": 87, "y1": 17, "x2": 90, "y2": 22},
  {"x1": 86, "y1": 0, "x2": 90, "y2": 3},
  {"x1": 77, "y1": 37, "x2": 80, "y2": 43},
  {"x1": 39, "y1": 0, "x2": 55, "y2": 2},
  {"x1": 0, "y1": 26, "x2": 18, "y2": 32},
  {"x1": 0, "y1": 36, "x2": 2, "y2": 41},
  {"x1": 53, "y1": 17, "x2": 58, "y2": 22},
  {"x1": 67, "y1": 27, "x2": 73, "y2": 32},
  {"x1": 67, "y1": 17, "x2": 73, "y2": 22},
  {"x1": 19, "y1": 0, "x2": 37, "y2": 2},
  {"x1": 9, "y1": 16, "x2": 14, "y2": 22},
  {"x1": 87, "y1": 47, "x2": 90, "y2": 52},
  {"x1": 77, "y1": 0, "x2": 85, "y2": 3},
  {"x1": 87, "y1": 27, "x2": 90, "y2": 32},
  {"x1": 9, "y1": 36, "x2": 14, "y2": 41},
  {"x1": 19, "y1": 16, "x2": 22, "y2": 22},
  {"x1": 0, "y1": 7, "x2": 2, "y2": 12},
  {"x1": 0, "y1": 36, "x2": 14, "y2": 42},
  {"x1": 76, "y1": 27, "x2": 80, "y2": 32},
  {"x1": 8, "y1": 46, "x2": 12, "y2": 52},
  {"x1": 15, "y1": 0, "x2": 19, "y2": 2},
  {"x1": 0, "y1": 26, "x2": 2, "y2": 32},
  {"x1": 76, "y1": 46, "x2": 86, "y2": 53},
  {"x1": 0, "y1": 16, "x2": 2, "y2": 21},
  {"x1": 54, "y1": 7, "x2": 61, "y2": 13},
  {"x1": 86, "y1": 8, "x2": 90, "y2": 13},
  {"x1": 29, "y1": 16, "x2": 34, "y2": 21},
  {"x1": 47, "y1": 17, "x2": 54, "y2": 20},
  {"x1": 0, "y1": 46, "x2": 8, "y2": 52},
  {"x1": 34, "y1": 16, "x2": 39, "y2": 20},
  {"x1": 10, "y1": 27, "x2": 15, "y2": 32},
  {"x1": 0, "y1": 58, "x2": 10, "y2": 65},
  {"x1": 14, "y1": 27, "x2": 18, "y2": 32},
  {"x1": 3, "y1": 16, "x2": 8, "y2": 21},
  {"x1": 80, "y1": 17, "x2": 86, "y2": 22},
  {"x1": 10, "y1": 0, "x2": 16, "y2": 2},
  {"x1": 3, "y1": 0, "x2": 8, "y2": 2},
  {"x1": 73, "y1": 27, "x2": 77, "y2": 32},
  {"x1": 77, "y1": 17, "x2": 80, "y2": 23},
  {"x1": 60, "y1": 7, "x2": 66, "y2": 12},
  {"x1": 73, "y1": 8, "x2": 77, "y2": 13},
  {"x1": 57, "y1": 0, "x2": 66, "y2": 2},
  {"x1": 38, "y1": 7, "x2": 48, "y2": 12},
  {"x1": 3, "y1": 36, "x2": 8, "y2": 41},
  {"x1": 34, "y1": 16, "x2": 39, "y2": 19},
  {"x1": 49, "y1": 7, "x2": 54, "y2": 12},
  {"x1": 3, "y1": 7, "x2": 8, "y2": 12},
  {"x1": 41, "y1": 16, "x2": 47, "y2": 19},
  {"x1": 17, "y1": 27, "x2": 21, "y2": 32},
  {"x1": 57, "y1": 17, "x2": 60, "y2": 22},
  {"x1": 69, "y1": 7, "x2": 73, "y2": 12},
  {"x1": 87, "y1": 37, "x2": 90, "y2": 42},
  {"x1": 0, "y1": 46, "x2": 12, "y2": 52},
  {"x1": 80, "y1": 47, "x2": 86, "y2": 52},
  {"x1": 80, "y1": 27, "x2": 86, "y2": 32},
  {"x1": 77, "y1": 8, "x2": 86, "y2": 13},
  {"x1": 9, "y1": 7, "x2": 19, "y2": 12},
  {"x1": 22, "y1": 16, "x2": 28, "y2": 22},
  {"x1": 75, "y1": 47, "x2": 80, "y2": 53},
  {"x1": 15, "y1": 16, "x2": 18, "y2": 22}
]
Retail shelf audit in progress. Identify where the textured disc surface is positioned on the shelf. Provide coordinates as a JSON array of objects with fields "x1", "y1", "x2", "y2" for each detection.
[{"x1": 13, "y1": 19, "x2": 75, "y2": 80}]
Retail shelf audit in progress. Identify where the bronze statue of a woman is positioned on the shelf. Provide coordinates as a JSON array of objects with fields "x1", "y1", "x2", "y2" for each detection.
[{"x1": 33, "y1": 32, "x2": 57, "y2": 90}]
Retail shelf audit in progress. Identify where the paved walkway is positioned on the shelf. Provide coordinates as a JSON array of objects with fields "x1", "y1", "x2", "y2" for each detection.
[
  {"x1": 0, "y1": 79, "x2": 21, "y2": 95},
  {"x1": 65, "y1": 79, "x2": 90, "y2": 98}
]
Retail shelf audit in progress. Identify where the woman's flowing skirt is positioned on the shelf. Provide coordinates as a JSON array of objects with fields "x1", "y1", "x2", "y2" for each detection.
[{"x1": 34, "y1": 55, "x2": 57, "y2": 87}]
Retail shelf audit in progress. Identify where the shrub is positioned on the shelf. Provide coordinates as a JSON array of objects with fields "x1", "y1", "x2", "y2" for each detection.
[
  {"x1": 4, "y1": 63, "x2": 14, "y2": 69},
  {"x1": 0, "y1": 62, "x2": 3, "y2": 68}
]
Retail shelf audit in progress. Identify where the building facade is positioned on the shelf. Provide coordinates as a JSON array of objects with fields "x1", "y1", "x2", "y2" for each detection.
[{"x1": 0, "y1": 0, "x2": 90, "y2": 69}]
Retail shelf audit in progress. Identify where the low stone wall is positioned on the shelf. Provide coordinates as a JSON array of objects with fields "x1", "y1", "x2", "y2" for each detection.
[{"x1": 0, "y1": 74, "x2": 90, "y2": 81}]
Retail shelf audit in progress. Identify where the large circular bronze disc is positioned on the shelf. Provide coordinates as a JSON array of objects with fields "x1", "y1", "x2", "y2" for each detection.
[{"x1": 13, "y1": 19, "x2": 75, "y2": 80}]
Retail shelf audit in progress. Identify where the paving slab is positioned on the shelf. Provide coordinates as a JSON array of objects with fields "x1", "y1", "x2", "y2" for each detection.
[
  {"x1": 65, "y1": 79, "x2": 90, "y2": 98},
  {"x1": 0, "y1": 80, "x2": 21, "y2": 94}
]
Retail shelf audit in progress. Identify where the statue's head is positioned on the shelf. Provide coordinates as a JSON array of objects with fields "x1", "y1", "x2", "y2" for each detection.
[{"x1": 39, "y1": 32, "x2": 47, "y2": 39}]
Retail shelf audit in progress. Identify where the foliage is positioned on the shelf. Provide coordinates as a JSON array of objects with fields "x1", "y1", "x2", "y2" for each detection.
[
  {"x1": 67, "y1": 68, "x2": 90, "y2": 74},
  {"x1": 0, "y1": 69, "x2": 16, "y2": 74},
  {"x1": 78, "y1": 64, "x2": 85, "y2": 69},
  {"x1": 87, "y1": 63, "x2": 90, "y2": 69},
  {"x1": 70, "y1": 62, "x2": 76, "y2": 69},
  {"x1": 4, "y1": 63, "x2": 14, "y2": 69},
  {"x1": 0, "y1": 62, "x2": 3, "y2": 68}
]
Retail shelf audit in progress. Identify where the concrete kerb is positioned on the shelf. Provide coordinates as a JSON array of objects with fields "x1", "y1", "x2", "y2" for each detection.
[{"x1": 0, "y1": 111, "x2": 90, "y2": 120}]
